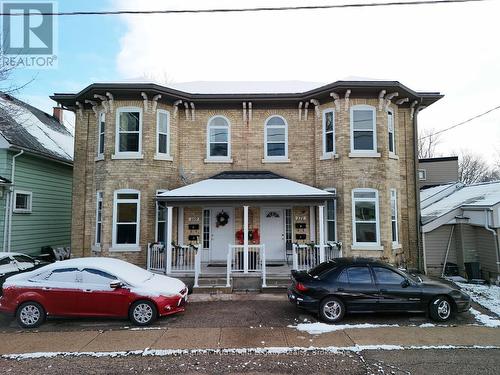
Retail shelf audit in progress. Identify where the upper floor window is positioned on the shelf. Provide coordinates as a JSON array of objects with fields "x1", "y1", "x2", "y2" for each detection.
[
  {"x1": 323, "y1": 109, "x2": 335, "y2": 156},
  {"x1": 264, "y1": 115, "x2": 288, "y2": 160},
  {"x1": 352, "y1": 189, "x2": 380, "y2": 247},
  {"x1": 350, "y1": 105, "x2": 377, "y2": 153},
  {"x1": 206, "y1": 116, "x2": 231, "y2": 161},
  {"x1": 114, "y1": 107, "x2": 142, "y2": 158},
  {"x1": 156, "y1": 110, "x2": 171, "y2": 158},
  {"x1": 388, "y1": 110, "x2": 396, "y2": 155},
  {"x1": 97, "y1": 112, "x2": 105, "y2": 159},
  {"x1": 112, "y1": 189, "x2": 140, "y2": 250},
  {"x1": 418, "y1": 169, "x2": 427, "y2": 181}
]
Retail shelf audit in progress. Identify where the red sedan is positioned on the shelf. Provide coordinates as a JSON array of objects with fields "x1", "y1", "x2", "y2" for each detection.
[{"x1": 0, "y1": 257, "x2": 188, "y2": 328}]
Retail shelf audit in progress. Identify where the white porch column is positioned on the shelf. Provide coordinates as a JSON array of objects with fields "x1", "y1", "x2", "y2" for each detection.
[
  {"x1": 309, "y1": 206, "x2": 316, "y2": 242},
  {"x1": 318, "y1": 205, "x2": 325, "y2": 263},
  {"x1": 243, "y1": 205, "x2": 249, "y2": 273},
  {"x1": 166, "y1": 206, "x2": 173, "y2": 274},
  {"x1": 177, "y1": 207, "x2": 184, "y2": 246}
]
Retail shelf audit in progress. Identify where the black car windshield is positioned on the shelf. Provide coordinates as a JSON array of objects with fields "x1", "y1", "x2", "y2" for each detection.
[
  {"x1": 399, "y1": 268, "x2": 422, "y2": 283},
  {"x1": 308, "y1": 261, "x2": 337, "y2": 278}
]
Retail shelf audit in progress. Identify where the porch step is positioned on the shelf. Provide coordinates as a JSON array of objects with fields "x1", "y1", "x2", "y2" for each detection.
[
  {"x1": 262, "y1": 276, "x2": 291, "y2": 292},
  {"x1": 197, "y1": 277, "x2": 229, "y2": 287},
  {"x1": 193, "y1": 285, "x2": 233, "y2": 294}
]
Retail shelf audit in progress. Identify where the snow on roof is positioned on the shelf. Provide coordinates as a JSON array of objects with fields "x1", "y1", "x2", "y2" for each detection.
[
  {"x1": 420, "y1": 183, "x2": 456, "y2": 202},
  {"x1": 158, "y1": 176, "x2": 334, "y2": 201},
  {"x1": 0, "y1": 94, "x2": 73, "y2": 163},
  {"x1": 421, "y1": 181, "x2": 500, "y2": 224}
]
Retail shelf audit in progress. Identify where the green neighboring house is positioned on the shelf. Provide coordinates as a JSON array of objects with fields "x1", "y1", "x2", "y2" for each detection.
[{"x1": 0, "y1": 93, "x2": 73, "y2": 255}]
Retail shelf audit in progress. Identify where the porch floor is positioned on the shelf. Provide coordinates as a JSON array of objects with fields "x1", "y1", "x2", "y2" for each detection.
[{"x1": 166, "y1": 262, "x2": 294, "y2": 278}]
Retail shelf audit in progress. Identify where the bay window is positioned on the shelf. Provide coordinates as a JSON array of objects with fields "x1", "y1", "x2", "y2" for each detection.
[
  {"x1": 323, "y1": 109, "x2": 335, "y2": 156},
  {"x1": 94, "y1": 191, "x2": 103, "y2": 250},
  {"x1": 352, "y1": 189, "x2": 380, "y2": 247},
  {"x1": 112, "y1": 189, "x2": 140, "y2": 250},
  {"x1": 388, "y1": 110, "x2": 396, "y2": 155},
  {"x1": 391, "y1": 189, "x2": 399, "y2": 245},
  {"x1": 97, "y1": 112, "x2": 105, "y2": 159},
  {"x1": 114, "y1": 107, "x2": 142, "y2": 158},
  {"x1": 350, "y1": 105, "x2": 377, "y2": 154},
  {"x1": 156, "y1": 110, "x2": 171, "y2": 158}
]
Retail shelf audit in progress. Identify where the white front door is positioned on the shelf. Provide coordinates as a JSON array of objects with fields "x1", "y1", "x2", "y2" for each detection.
[
  {"x1": 210, "y1": 207, "x2": 234, "y2": 262},
  {"x1": 261, "y1": 208, "x2": 285, "y2": 261}
]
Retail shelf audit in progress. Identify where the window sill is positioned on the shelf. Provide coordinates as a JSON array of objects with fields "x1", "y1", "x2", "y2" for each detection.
[
  {"x1": 262, "y1": 158, "x2": 290, "y2": 163},
  {"x1": 154, "y1": 154, "x2": 173, "y2": 161},
  {"x1": 349, "y1": 152, "x2": 381, "y2": 158},
  {"x1": 112, "y1": 153, "x2": 144, "y2": 160},
  {"x1": 13, "y1": 210, "x2": 31, "y2": 214},
  {"x1": 389, "y1": 153, "x2": 399, "y2": 160},
  {"x1": 109, "y1": 246, "x2": 141, "y2": 252},
  {"x1": 95, "y1": 155, "x2": 104, "y2": 162},
  {"x1": 91, "y1": 244, "x2": 102, "y2": 252},
  {"x1": 351, "y1": 244, "x2": 384, "y2": 251},
  {"x1": 392, "y1": 243, "x2": 402, "y2": 250},
  {"x1": 320, "y1": 153, "x2": 339, "y2": 160},
  {"x1": 204, "y1": 158, "x2": 233, "y2": 164}
]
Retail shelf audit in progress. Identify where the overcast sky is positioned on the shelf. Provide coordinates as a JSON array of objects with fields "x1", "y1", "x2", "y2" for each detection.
[{"x1": 14, "y1": 0, "x2": 500, "y2": 164}]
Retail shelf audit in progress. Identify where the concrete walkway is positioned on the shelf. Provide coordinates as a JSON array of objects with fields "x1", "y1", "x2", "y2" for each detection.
[{"x1": 1, "y1": 325, "x2": 499, "y2": 355}]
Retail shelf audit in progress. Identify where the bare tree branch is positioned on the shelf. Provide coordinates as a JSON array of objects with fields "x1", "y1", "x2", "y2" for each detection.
[
  {"x1": 418, "y1": 128, "x2": 441, "y2": 159},
  {"x1": 457, "y1": 150, "x2": 498, "y2": 184}
]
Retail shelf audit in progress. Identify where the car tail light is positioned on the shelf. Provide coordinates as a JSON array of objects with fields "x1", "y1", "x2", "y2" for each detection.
[{"x1": 295, "y1": 282, "x2": 308, "y2": 292}]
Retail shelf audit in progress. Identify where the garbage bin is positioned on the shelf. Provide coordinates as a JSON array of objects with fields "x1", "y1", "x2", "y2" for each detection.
[
  {"x1": 464, "y1": 262, "x2": 481, "y2": 280},
  {"x1": 444, "y1": 262, "x2": 459, "y2": 276}
]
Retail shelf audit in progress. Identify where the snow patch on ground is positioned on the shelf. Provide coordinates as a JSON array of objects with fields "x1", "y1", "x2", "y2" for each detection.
[
  {"x1": 4, "y1": 345, "x2": 500, "y2": 360},
  {"x1": 289, "y1": 322, "x2": 399, "y2": 334},
  {"x1": 456, "y1": 282, "x2": 500, "y2": 317},
  {"x1": 469, "y1": 308, "x2": 500, "y2": 328}
]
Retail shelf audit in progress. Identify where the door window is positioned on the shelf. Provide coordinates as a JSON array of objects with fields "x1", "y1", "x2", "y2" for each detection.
[
  {"x1": 346, "y1": 266, "x2": 373, "y2": 284},
  {"x1": 80, "y1": 269, "x2": 117, "y2": 287},
  {"x1": 44, "y1": 268, "x2": 79, "y2": 284},
  {"x1": 373, "y1": 266, "x2": 405, "y2": 284},
  {"x1": 0, "y1": 257, "x2": 18, "y2": 274},
  {"x1": 12, "y1": 255, "x2": 35, "y2": 270}
]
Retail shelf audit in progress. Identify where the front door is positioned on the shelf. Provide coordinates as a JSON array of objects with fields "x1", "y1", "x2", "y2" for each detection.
[
  {"x1": 261, "y1": 208, "x2": 285, "y2": 261},
  {"x1": 210, "y1": 207, "x2": 234, "y2": 262}
]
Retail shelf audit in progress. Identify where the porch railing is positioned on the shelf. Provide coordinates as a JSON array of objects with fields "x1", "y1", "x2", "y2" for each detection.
[
  {"x1": 292, "y1": 242, "x2": 342, "y2": 271},
  {"x1": 147, "y1": 242, "x2": 165, "y2": 273},
  {"x1": 226, "y1": 244, "x2": 266, "y2": 287}
]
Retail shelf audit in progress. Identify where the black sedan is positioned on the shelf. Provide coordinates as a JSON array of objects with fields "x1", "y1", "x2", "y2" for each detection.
[
  {"x1": 0, "y1": 253, "x2": 48, "y2": 294},
  {"x1": 288, "y1": 258, "x2": 470, "y2": 323}
]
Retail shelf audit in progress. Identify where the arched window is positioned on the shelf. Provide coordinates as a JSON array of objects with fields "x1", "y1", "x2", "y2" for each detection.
[
  {"x1": 264, "y1": 115, "x2": 288, "y2": 160},
  {"x1": 207, "y1": 116, "x2": 231, "y2": 160},
  {"x1": 350, "y1": 105, "x2": 377, "y2": 153}
]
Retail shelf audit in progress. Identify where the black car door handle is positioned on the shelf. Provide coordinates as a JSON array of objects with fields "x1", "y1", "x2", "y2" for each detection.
[
  {"x1": 337, "y1": 287, "x2": 344, "y2": 292},
  {"x1": 380, "y1": 289, "x2": 388, "y2": 293}
]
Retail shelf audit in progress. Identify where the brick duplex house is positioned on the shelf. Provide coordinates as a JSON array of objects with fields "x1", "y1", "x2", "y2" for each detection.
[{"x1": 51, "y1": 80, "x2": 442, "y2": 289}]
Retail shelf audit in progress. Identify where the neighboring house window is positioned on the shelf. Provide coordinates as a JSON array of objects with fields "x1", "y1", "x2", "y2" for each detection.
[
  {"x1": 325, "y1": 188, "x2": 336, "y2": 242},
  {"x1": 156, "y1": 190, "x2": 167, "y2": 243},
  {"x1": 95, "y1": 191, "x2": 103, "y2": 248},
  {"x1": 112, "y1": 189, "x2": 140, "y2": 250},
  {"x1": 207, "y1": 116, "x2": 231, "y2": 160},
  {"x1": 350, "y1": 105, "x2": 377, "y2": 153},
  {"x1": 97, "y1": 112, "x2": 105, "y2": 158},
  {"x1": 203, "y1": 209, "x2": 210, "y2": 249},
  {"x1": 388, "y1": 110, "x2": 395, "y2": 154},
  {"x1": 13, "y1": 191, "x2": 32, "y2": 213},
  {"x1": 264, "y1": 115, "x2": 288, "y2": 160},
  {"x1": 418, "y1": 169, "x2": 427, "y2": 181},
  {"x1": 156, "y1": 110, "x2": 170, "y2": 158},
  {"x1": 352, "y1": 189, "x2": 380, "y2": 246},
  {"x1": 323, "y1": 109, "x2": 335, "y2": 156},
  {"x1": 390, "y1": 189, "x2": 399, "y2": 245},
  {"x1": 115, "y1": 107, "x2": 142, "y2": 157}
]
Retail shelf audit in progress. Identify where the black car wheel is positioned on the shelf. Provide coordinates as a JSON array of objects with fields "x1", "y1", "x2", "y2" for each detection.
[
  {"x1": 16, "y1": 301, "x2": 46, "y2": 328},
  {"x1": 319, "y1": 297, "x2": 345, "y2": 323},
  {"x1": 129, "y1": 300, "x2": 157, "y2": 326},
  {"x1": 429, "y1": 296, "x2": 452, "y2": 322}
]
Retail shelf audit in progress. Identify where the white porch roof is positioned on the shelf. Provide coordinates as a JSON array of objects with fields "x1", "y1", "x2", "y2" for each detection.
[{"x1": 157, "y1": 171, "x2": 335, "y2": 203}]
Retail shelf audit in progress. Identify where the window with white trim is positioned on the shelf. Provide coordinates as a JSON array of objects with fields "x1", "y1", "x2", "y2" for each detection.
[
  {"x1": 390, "y1": 189, "x2": 399, "y2": 245},
  {"x1": 352, "y1": 189, "x2": 379, "y2": 246},
  {"x1": 326, "y1": 189, "x2": 336, "y2": 242},
  {"x1": 115, "y1": 107, "x2": 142, "y2": 157},
  {"x1": 156, "y1": 190, "x2": 167, "y2": 243},
  {"x1": 264, "y1": 115, "x2": 288, "y2": 159},
  {"x1": 388, "y1": 110, "x2": 395, "y2": 154},
  {"x1": 350, "y1": 105, "x2": 377, "y2": 152},
  {"x1": 13, "y1": 191, "x2": 32, "y2": 213},
  {"x1": 207, "y1": 116, "x2": 231, "y2": 160},
  {"x1": 418, "y1": 169, "x2": 427, "y2": 181},
  {"x1": 97, "y1": 112, "x2": 105, "y2": 158},
  {"x1": 323, "y1": 109, "x2": 335, "y2": 155},
  {"x1": 156, "y1": 110, "x2": 170, "y2": 157},
  {"x1": 112, "y1": 190, "x2": 140, "y2": 249},
  {"x1": 95, "y1": 191, "x2": 103, "y2": 247}
]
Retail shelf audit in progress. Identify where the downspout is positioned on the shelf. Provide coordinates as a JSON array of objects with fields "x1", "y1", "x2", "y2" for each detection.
[
  {"x1": 483, "y1": 209, "x2": 500, "y2": 280},
  {"x1": 7, "y1": 150, "x2": 24, "y2": 252},
  {"x1": 412, "y1": 105, "x2": 423, "y2": 271},
  {"x1": 2, "y1": 186, "x2": 11, "y2": 251}
]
